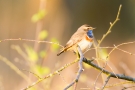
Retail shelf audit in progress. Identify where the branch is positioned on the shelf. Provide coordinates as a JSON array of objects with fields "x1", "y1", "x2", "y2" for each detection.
[
  {"x1": 83, "y1": 58, "x2": 135, "y2": 84},
  {"x1": 93, "y1": 4, "x2": 122, "y2": 85},
  {"x1": 98, "y1": 4, "x2": 122, "y2": 46},
  {"x1": 101, "y1": 75, "x2": 111, "y2": 90},
  {"x1": 23, "y1": 59, "x2": 79, "y2": 90},
  {"x1": 94, "y1": 61, "x2": 108, "y2": 90},
  {"x1": 122, "y1": 86, "x2": 135, "y2": 90},
  {"x1": 64, "y1": 45, "x2": 84, "y2": 90},
  {"x1": 0, "y1": 55, "x2": 30, "y2": 83},
  {"x1": 107, "y1": 41, "x2": 135, "y2": 58},
  {"x1": 0, "y1": 38, "x2": 63, "y2": 48},
  {"x1": 104, "y1": 81, "x2": 134, "y2": 89}
]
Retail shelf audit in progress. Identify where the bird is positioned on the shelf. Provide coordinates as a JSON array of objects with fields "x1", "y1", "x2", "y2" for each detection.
[{"x1": 57, "y1": 24, "x2": 95, "y2": 56}]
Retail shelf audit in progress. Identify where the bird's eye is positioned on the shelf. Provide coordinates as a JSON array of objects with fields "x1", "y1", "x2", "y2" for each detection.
[
  {"x1": 89, "y1": 28, "x2": 92, "y2": 30},
  {"x1": 84, "y1": 27, "x2": 89, "y2": 31},
  {"x1": 84, "y1": 28, "x2": 88, "y2": 31},
  {"x1": 89, "y1": 27, "x2": 95, "y2": 30}
]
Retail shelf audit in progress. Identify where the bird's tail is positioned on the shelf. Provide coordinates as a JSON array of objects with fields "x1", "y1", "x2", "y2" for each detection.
[{"x1": 57, "y1": 50, "x2": 65, "y2": 56}]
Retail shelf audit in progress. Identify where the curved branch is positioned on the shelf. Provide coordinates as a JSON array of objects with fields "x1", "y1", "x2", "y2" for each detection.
[
  {"x1": 83, "y1": 58, "x2": 135, "y2": 83},
  {"x1": 83, "y1": 58, "x2": 135, "y2": 89}
]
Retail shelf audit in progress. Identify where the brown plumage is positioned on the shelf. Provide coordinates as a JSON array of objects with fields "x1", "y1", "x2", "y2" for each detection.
[{"x1": 57, "y1": 24, "x2": 95, "y2": 56}]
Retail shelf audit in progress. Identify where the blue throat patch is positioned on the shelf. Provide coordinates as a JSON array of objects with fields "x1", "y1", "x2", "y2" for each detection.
[{"x1": 87, "y1": 30, "x2": 93, "y2": 38}]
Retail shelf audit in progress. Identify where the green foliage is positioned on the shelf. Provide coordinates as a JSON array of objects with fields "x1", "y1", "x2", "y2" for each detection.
[
  {"x1": 31, "y1": 10, "x2": 47, "y2": 23},
  {"x1": 33, "y1": 65, "x2": 50, "y2": 76},
  {"x1": 51, "y1": 38, "x2": 60, "y2": 51},
  {"x1": 39, "y1": 51, "x2": 47, "y2": 58},
  {"x1": 24, "y1": 44, "x2": 38, "y2": 62},
  {"x1": 14, "y1": 15, "x2": 61, "y2": 89},
  {"x1": 38, "y1": 30, "x2": 48, "y2": 40},
  {"x1": 99, "y1": 49, "x2": 108, "y2": 61}
]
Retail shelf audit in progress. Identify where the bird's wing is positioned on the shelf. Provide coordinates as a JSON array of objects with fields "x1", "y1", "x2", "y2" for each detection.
[{"x1": 64, "y1": 32, "x2": 85, "y2": 50}]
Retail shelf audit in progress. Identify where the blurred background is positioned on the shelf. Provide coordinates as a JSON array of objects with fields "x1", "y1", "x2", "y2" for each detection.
[{"x1": 0, "y1": 0, "x2": 135, "y2": 90}]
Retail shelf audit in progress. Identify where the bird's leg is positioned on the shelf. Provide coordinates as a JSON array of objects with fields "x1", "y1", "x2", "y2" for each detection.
[
  {"x1": 77, "y1": 51, "x2": 80, "y2": 59},
  {"x1": 76, "y1": 45, "x2": 80, "y2": 59},
  {"x1": 72, "y1": 50, "x2": 76, "y2": 54}
]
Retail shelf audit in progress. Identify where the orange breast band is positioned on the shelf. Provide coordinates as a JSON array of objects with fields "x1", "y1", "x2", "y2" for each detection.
[{"x1": 85, "y1": 35, "x2": 93, "y2": 42}]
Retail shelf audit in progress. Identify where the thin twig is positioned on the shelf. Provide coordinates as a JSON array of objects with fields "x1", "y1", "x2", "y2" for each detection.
[
  {"x1": 23, "y1": 59, "x2": 79, "y2": 90},
  {"x1": 57, "y1": 72, "x2": 67, "y2": 84},
  {"x1": 94, "y1": 61, "x2": 108, "y2": 90},
  {"x1": 103, "y1": 81, "x2": 134, "y2": 89},
  {"x1": 107, "y1": 41, "x2": 135, "y2": 58},
  {"x1": 122, "y1": 86, "x2": 135, "y2": 90},
  {"x1": 64, "y1": 82, "x2": 75, "y2": 90},
  {"x1": 98, "y1": 4, "x2": 122, "y2": 46},
  {"x1": 21, "y1": 69, "x2": 42, "y2": 79},
  {"x1": 0, "y1": 38, "x2": 63, "y2": 47},
  {"x1": 22, "y1": 54, "x2": 135, "y2": 90},
  {"x1": 83, "y1": 58, "x2": 135, "y2": 82},
  {"x1": 2, "y1": 38, "x2": 135, "y2": 57},
  {"x1": 116, "y1": 47, "x2": 135, "y2": 56},
  {"x1": 74, "y1": 83, "x2": 78, "y2": 90},
  {"x1": 93, "y1": 4, "x2": 122, "y2": 84},
  {"x1": 64, "y1": 45, "x2": 84, "y2": 90},
  {"x1": 101, "y1": 75, "x2": 111, "y2": 90},
  {"x1": 81, "y1": 81, "x2": 135, "y2": 90},
  {"x1": 0, "y1": 55, "x2": 30, "y2": 83}
]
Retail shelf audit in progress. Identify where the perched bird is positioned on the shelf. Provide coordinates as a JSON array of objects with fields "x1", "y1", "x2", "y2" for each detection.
[{"x1": 57, "y1": 24, "x2": 95, "y2": 56}]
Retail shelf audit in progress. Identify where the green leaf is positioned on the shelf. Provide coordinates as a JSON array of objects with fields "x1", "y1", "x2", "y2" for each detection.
[
  {"x1": 38, "y1": 30, "x2": 48, "y2": 40},
  {"x1": 31, "y1": 10, "x2": 47, "y2": 23},
  {"x1": 51, "y1": 38, "x2": 60, "y2": 51},
  {"x1": 24, "y1": 44, "x2": 38, "y2": 62},
  {"x1": 99, "y1": 49, "x2": 108, "y2": 61},
  {"x1": 33, "y1": 65, "x2": 50, "y2": 76},
  {"x1": 39, "y1": 51, "x2": 47, "y2": 58}
]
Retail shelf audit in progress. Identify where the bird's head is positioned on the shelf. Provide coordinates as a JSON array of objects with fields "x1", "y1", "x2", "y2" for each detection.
[
  {"x1": 82, "y1": 24, "x2": 95, "y2": 38},
  {"x1": 83, "y1": 24, "x2": 95, "y2": 31},
  {"x1": 77, "y1": 24, "x2": 95, "y2": 38}
]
